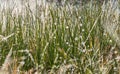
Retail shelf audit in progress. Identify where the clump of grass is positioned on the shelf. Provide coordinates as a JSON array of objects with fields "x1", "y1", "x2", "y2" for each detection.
[
  {"x1": 101, "y1": 0, "x2": 120, "y2": 47},
  {"x1": 0, "y1": 0, "x2": 119, "y2": 74}
]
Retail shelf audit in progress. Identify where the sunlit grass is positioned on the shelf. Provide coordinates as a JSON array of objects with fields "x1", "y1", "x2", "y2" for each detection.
[{"x1": 0, "y1": 0, "x2": 120, "y2": 74}]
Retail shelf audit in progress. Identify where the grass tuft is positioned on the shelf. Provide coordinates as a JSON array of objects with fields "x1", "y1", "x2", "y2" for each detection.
[{"x1": 0, "y1": 0, "x2": 119, "y2": 74}]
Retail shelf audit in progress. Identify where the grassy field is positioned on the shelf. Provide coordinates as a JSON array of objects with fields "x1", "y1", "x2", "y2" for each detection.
[{"x1": 0, "y1": 0, "x2": 120, "y2": 74}]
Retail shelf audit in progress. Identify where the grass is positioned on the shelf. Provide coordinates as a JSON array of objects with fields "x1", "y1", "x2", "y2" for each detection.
[{"x1": 0, "y1": 0, "x2": 120, "y2": 74}]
